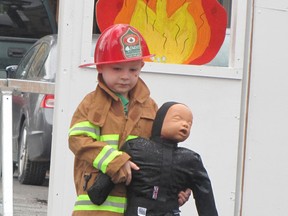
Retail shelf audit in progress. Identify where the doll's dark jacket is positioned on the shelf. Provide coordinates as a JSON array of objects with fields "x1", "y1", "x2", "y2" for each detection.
[{"x1": 121, "y1": 137, "x2": 218, "y2": 216}]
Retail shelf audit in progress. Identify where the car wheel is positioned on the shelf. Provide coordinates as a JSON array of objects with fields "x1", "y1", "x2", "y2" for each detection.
[{"x1": 18, "y1": 120, "x2": 48, "y2": 185}]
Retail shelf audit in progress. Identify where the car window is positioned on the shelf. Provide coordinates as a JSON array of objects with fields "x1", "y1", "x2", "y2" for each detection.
[
  {"x1": 40, "y1": 43, "x2": 57, "y2": 81},
  {"x1": 0, "y1": 0, "x2": 56, "y2": 38},
  {"x1": 27, "y1": 43, "x2": 49, "y2": 80},
  {"x1": 38, "y1": 56, "x2": 51, "y2": 81},
  {"x1": 15, "y1": 43, "x2": 41, "y2": 79}
]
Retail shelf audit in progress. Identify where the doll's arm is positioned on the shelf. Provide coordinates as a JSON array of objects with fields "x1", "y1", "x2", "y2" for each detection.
[{"x1": 189, "y1": 153, "x2": 218, "y2": 216}]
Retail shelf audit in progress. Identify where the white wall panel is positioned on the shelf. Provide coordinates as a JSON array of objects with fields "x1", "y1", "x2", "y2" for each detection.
[{"x1": 242, "y1": 1, "x2": 288, "y2": 215}]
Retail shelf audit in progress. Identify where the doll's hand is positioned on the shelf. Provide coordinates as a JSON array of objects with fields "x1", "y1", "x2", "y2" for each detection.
[{"x1": 178, "y1": 188, "x2": 192, "y2": 206}]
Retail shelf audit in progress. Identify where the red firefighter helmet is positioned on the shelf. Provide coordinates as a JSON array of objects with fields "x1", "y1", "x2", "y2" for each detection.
[{"x1": 80, "y1": 24, "x2": 153, "y2": 67}]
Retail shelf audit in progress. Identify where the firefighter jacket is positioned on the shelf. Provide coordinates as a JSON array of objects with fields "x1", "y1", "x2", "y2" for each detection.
[
  {"x1": 121, "y1": 102, "x2": 218, "y2": 216},
  {"x1": 68, "y1": 74, "x2": 158, "y2": 216}
]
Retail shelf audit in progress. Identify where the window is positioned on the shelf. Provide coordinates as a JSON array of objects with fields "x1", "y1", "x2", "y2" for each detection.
[
  {"x1": 28, "y1": 43, "x2": 49, "y2": 80},
  {"x1": 0, "y1": 0, "x2": 57, "y2": 38},
  {"x1": 15, "y1": 43, "x2": 41, "y2": 79},
  {"x1": 219, "y1": 0, "x2": 232, "y2": 28},
  {"x1": 93, "y1": 0, "x2": 231, "y2": 67},
  {"x1": 87, "y1": 0, "x2": 239, "y2": 75},
  {"x1": 207, "y1": 0, "x2": 233, "y2": 67}
]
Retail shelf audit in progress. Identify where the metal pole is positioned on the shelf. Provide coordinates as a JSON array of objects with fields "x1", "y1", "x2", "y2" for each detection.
[
  {"x1": 1, "y1": 88, "x2": 13, "y2": 216},
  {"x1": 0, "y1": 78, "x2": 54, "y2": 215}
]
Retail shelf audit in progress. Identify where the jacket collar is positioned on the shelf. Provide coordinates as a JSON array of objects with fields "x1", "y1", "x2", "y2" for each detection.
[
  {"x1": 87, "y1": 74, "x2": 151, "y2": 126},
  {"x1": 97, "y1": 73, "x2": 151, "y2": 104}
]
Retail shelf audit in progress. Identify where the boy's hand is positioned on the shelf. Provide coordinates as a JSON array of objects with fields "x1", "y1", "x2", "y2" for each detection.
[
  {"x1": 112, "y1": 161, "x2": 139, "y2": 185},
  {"x1": 178, "y1": 188, "x2": 192, "y2": 206},
  {"x1": 123, "y1": 161, "x2": 139, "y2": 185}
]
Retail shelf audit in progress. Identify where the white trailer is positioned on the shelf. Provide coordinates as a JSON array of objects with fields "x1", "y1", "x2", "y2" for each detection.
[{"x1": 47, "y1": 0, "x2": 288, "y2": 215}]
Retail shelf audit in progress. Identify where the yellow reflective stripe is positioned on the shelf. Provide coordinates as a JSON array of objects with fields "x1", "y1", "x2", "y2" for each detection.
[
  {"x1": 100, "y1": 134, "x2": 119, "y2": 141},
  {"x1": 100, "y1": 134, "x2": 138, "y2": 150},
  {"x1": 100, "y1": 134, "x2": 119, "y2": 149},
  {"x1": 69, "y1": 121, "x2": 100, "y2": 140},
  {"x1": 93, "y1": 145, "x2": 122, "y2": 173},
  {"x1": 126, "y1": 135, "x2": 138, "y2": 141},
  {"x1": 74, "y1": 194, "x2": 126, "y2": 213},
  {"x1": 100, "y1": 134, "x2": 138, "y2": 142},
  {"x1": 100, "y1": 134, "x2": 138, "y2": 149}
]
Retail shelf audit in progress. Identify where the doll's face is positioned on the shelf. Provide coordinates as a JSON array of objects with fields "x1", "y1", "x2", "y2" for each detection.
[{"x1": 161, "y1": 104, "x2": 193, "y2": 142}]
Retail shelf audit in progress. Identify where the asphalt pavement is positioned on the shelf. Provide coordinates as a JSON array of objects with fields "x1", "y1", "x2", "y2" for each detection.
[{"x1": 0, "y1": 172, "x2": 49, "y2": 216}]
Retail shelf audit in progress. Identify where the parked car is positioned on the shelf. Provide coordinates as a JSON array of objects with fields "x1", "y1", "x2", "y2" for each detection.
[
  {"x1": 0, "y1": 0, "x2": 57, "y2": 78},
  {"x1": 6, "y1": 35, "x2": 57, "y2": 185},
  {"x1": 6, "y1": 34, "x2": 98, "y2": 185}
]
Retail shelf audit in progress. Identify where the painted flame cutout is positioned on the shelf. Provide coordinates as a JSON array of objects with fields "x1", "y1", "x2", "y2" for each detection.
[{"x1": 96, "y1": 0, "x2": 227, "y2": 65}]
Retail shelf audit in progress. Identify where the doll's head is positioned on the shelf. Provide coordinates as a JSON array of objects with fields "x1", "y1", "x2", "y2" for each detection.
[{"x1": 151, "y1": 102, "x2": 193, "y2": 143}]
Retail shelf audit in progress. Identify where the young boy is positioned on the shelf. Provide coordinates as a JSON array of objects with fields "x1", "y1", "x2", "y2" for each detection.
[
  {"x1": 68, "y1": 24, "x2": 190, "y2": 216},
  {"x1": 89, "y1": 102, "x2": 218, "y2": 216}
]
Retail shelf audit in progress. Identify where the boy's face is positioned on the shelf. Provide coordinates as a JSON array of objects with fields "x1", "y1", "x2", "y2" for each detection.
[
  {"x1": 97, "y1": 60, "x2": 144, "y2": 98},
  {"x1": 161, "y1": 104, "x2": 193, "y2": 142}
]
